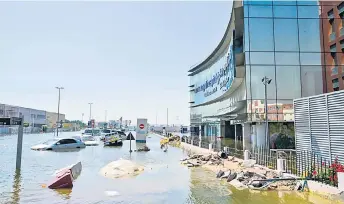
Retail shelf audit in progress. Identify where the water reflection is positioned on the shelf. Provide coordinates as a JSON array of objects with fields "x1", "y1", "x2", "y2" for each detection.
[
  {"x1": 53, "y1": 189, "x2": 72, "y2": 200},
  {"x1": 10, "y1": 170, "x2": 21, "y2": 204}
]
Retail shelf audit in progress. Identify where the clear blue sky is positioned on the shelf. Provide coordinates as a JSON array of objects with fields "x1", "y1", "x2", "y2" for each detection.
[{"x1": 0, "y1": 1, "x2": 232, "y2": 125}]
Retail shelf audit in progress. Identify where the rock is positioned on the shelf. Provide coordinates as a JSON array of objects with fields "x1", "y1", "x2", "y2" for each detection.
[
  {"x1": 241, "y1": 160, "x2": 256, "y2": 168},
  {"x1": 99, "y1": 159, "x2": 144, "y2": 179},
  {"x1": 266, "y1": 171, "x2": 278, "y2": 179},
  {"x1": 227, "y1": 172, "x2": 237, "y2": 182},
  {"x1": 216, "y1": 170, "x2": 224, "y2": 178},
  {"x1": 228, "y1": 179, "x2": 248, "y2": 190},
  {"x1": 201, "y1": 154, "x2": 211, "y2": 161},
  {"x1": 237, "y1": 177, "x2": 245, "y2": 182},
  {"x1": 137, "y1": 145, "x2": 150, "y2": 152},
  {"x1": 221, "y1": 170, "x2": 231, "y2": 179},
  {"x1": 251, "y1": 181, "x2": 264, "y2": 188},
  {"x1": 190, "y1": 154, "x2": 202, "y2": 159},
  {"x1": 212, "y1": 154, "x2": 221, "y2": 160},
  {"x1": 243, "y1": 171, "x2": 255, "y2": 178},
  {"x1": 187, "y1": 164, "x2": 194, "y2": 167},
  {"x1": 228, "y1": 156, "x2": 235, "y2": 161},
  {"x1": 187, "y1": 159, "x2": 200, "y2": 167}
]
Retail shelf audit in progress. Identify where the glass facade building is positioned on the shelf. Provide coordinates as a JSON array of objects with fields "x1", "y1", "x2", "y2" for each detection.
[{"x1": 188, "y1": 0, "x2": 336, "y2": 149}]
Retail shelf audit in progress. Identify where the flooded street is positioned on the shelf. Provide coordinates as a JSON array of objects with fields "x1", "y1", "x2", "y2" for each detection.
[{"x1": 0, "y1": 132, "x2": 338, "y2": 204}]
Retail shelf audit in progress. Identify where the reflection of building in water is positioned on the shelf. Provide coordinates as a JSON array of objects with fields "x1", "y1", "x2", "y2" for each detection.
[{"x1": 189, "y1": 1, "x2": 324, "y2": 150}]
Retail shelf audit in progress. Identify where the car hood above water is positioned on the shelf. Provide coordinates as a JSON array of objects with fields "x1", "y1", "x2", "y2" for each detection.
[{"x1": 31, "y1": 144, "x2": 50, "y2": 150}]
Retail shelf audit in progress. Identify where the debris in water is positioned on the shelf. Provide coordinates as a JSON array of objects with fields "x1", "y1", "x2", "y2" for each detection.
[{"x1": 105, "y1": 191, "x2": 120, "y2": 197}]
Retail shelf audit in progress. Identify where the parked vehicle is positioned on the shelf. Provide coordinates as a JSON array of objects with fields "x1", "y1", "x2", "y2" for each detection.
[
  {"x1": 83, "y1": 128, "x2": 101, "y2": 136},
  {"x1": 31, "y1": 138, "x2": 86, "y2": 151},
  {"x1": 115, "y1": 130, "x2": 127, "y2": 140},
  {"x1": 81, "y1": 135, "x2": 99, "y2": 146},
  {"x1": 104, "y1": 133, "x2": 123, "y2": 146}
]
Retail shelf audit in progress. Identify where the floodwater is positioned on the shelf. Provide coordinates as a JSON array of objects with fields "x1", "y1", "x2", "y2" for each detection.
[{"x1": 0, "y1": 132, "x2": 340, "y2": 204}]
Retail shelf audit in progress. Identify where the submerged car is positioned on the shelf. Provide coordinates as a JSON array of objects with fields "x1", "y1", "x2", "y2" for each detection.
[
  {"x1": 31, "y1": 138, "x2": 86, "y2": 151},
  {"x1": 83, "y1": 128, "x2": 101, "y2": 136},
  {"x1": 104, "y1": 133, "x2": 123, "y2": 146},
  {"x1": 100, "y1": 129, "x2": 112, "y2": 141},
  {"x1": 81, "y1": 135, "x2": 99, "y2": 146}
]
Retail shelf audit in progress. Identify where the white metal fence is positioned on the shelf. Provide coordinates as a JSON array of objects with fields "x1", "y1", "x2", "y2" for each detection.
[{"x1": 294, "y1": 90, "x2": 344, "y2": 163}]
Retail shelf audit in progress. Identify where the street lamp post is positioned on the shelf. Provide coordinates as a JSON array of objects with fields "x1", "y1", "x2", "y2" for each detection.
[
  {"x1": 88, "y1": 103, "x2": 93, "y2": 135},
  {"x1": 261, "y1": 76, "x2": 272, "y2": 150},
  {"x1": 55, "y1": 87, "x2": 64, "y2": 137}
]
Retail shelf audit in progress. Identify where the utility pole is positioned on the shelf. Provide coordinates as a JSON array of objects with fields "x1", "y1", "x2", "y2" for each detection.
[
  {"x1": 262, "y1": 76, "x2": 272, "y2": 150},
  {"x1": 55, "y1": 87, "x2": 64, "y2": 137},
  {"x1": 88, "y1": 103, "x2": 93, "y2": 120},
  {"x1": 88, "y1": 103, "x2": 93, "y2": 135},
  {"x1": 167, "y1": 108, "x2": 169, "y2": 136},
  {"x1": 105, "y1": 110, "x2": 107, "y2": 122},
  {"x1": 82, "y1": 113, "x2": 84, "y2": 122}
]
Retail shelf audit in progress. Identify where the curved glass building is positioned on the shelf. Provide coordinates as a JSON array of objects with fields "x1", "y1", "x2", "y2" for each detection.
[{"x1": 188, "y1": 0, "x2": 336, "y2": 150}]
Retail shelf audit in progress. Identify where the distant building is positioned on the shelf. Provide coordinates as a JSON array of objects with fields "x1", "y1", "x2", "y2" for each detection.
[
  {"x1": 0, "y1": 103, "x2": 47, "y2": 127},
  {"x1": 46, "y1": 111, "x2": 66, "y2": 128}
]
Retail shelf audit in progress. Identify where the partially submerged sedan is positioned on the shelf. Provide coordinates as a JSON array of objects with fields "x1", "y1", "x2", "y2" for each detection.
[
  {"x1": 81, "y1": 135, "x2": 99, "y2": 146},
  {"x1": 31, "y1": 138, "x2": 86, "y2": 151}
]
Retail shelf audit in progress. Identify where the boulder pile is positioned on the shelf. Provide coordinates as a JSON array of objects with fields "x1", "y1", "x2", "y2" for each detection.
[
  {"x1": 181, "y1": 153, "x2": 298, "y2": 191},
  {"x1": 180, "y1": 153, "x2": 224, "y2": 167},
  {"x1": 215, "y1": 168, "x2": 297, "y2": 190}
]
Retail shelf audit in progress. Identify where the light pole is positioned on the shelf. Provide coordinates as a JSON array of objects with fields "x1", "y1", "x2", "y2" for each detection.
[
  {"x1": 82, "y1": 113, "x2": 84, "y2": 129},
  {"x1": 88, "y1": 103, "x2": 93, "y2": 121},
  {"x1": 55, "y1": 87, "x2": 64, "y2": 137},
  {"x1": 261, "y1": 76, "x2": 272, "y2": 150},
  {"x1": 166, "y1": 108, "x2": 169, "y2": 137},
  {"x1": 88, "y1": 103, "x2": 93, "y2": 135}
]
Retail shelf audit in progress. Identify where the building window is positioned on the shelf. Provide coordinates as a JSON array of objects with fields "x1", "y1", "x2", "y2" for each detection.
[
  {"x1": 331, "y1": 52, "x2": 338, "y2": 66},
  {"x1": 332, "y1": 67, "x2": 338, "y2": 75},
  {"x1": 340, "y1": 39, "x2": 344, "y2": 51},
  {"x1": 332, "y1": 78, "x2": 339, "y2": 91},
  {"x1": 340, "y1": 13, "x2": 344, "y2": 28},
  {"x1": 330, "y1": 43, "x2": 337, "y2": 52},
  {"x1": 338, "y1": 2, "x2": 344, "y2": 15},
  {"x1": 328, "y1": 9, "x2": 334, "y2": 19},
  {"x1": 331, "y1": 20, "x2": 336, "y2": 33}
]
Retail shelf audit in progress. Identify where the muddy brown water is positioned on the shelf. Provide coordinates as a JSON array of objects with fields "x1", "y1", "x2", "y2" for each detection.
[{"x1": 0, "y1": 132, "x2": 341, "y2": 203}]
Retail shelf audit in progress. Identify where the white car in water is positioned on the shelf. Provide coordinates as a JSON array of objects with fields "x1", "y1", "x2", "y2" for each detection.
[
  {"x1": 81, "y1": 135, "x2": 99, "y2": 146},
  {"x1": 83, "y1": 128, "x2": 101, "y2": 136},
  {"x1": 31, "y1": 138, "x2": 86, "y2": 151}
]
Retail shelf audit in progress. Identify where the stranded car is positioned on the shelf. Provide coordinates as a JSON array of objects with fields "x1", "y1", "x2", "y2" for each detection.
[{"x1": 31, "y1": 138, "x2": 86, "y2": 151}]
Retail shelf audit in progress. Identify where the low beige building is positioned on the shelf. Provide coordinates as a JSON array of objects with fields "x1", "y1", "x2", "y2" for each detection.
[{"x1": 46, "y1": 111, "x2": 65, "y2": 128}]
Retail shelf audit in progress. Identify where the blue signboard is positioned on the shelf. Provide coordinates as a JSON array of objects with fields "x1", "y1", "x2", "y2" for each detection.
[{"x1": 193, "y1": 39, "x2": 235, "y2": 105}]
